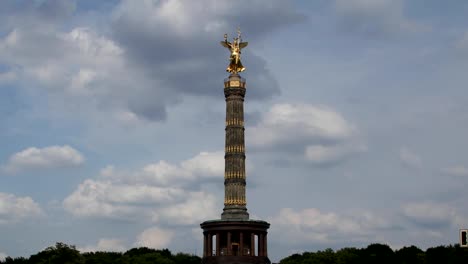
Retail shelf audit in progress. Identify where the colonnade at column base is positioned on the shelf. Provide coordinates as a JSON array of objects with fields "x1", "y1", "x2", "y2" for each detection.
[{"x1": 201, "y1": 219, "x2": 270, "y2": 264}]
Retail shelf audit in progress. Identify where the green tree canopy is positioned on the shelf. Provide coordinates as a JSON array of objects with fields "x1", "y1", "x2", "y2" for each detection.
[
  {"x1": 1, "y1": 242, "x2": 468, "y2": 264},
  {"x1": 28, "y1": 242, "x2": 85, "y2": 264}
]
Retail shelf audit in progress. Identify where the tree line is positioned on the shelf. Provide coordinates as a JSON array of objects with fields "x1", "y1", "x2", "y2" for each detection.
[
  {"x1": 279, "y1": 243, "x2": 468, "y2": 264},
  {"x1": 1, "y1": 242, "x2": 467, "y2": 263},
  {"x1": 0, "y1": 243, "x2": 201, "y2": 264}
]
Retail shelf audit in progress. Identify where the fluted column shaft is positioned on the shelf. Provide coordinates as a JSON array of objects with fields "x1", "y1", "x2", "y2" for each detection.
[{"x1": 222, "y1": 74, "x2": 249, "y2": 220}]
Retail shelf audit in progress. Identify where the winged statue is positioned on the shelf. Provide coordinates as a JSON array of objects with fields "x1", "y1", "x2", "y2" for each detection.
[{"x1": 220, "y1": 28, "x2": 248, "y2": 74}]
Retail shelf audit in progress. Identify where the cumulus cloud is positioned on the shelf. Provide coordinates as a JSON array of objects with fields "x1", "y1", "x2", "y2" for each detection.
[
  {"x1": 0, "y1": 25, "x2": 141, "y2": 120},
  {"x1": 63, "y1": 151, "x2": 220, "y2": 224},
  {"x1": 248, "y1": 103, "x2": 364, "y2": 165},
  {"x1": 270, "y1": 207, "x2": 391, "y2": 244},
  {"x1": 0, "y1": 192, "x2": 43, "y2": 224},
  {"x1": 0, "y1": 27, "x2": 113, "y2": 90},
  {"x1": 2, "y1": 145, "x2": 84, "y2": 173},
  {"x1": 441, "y1": 165, "x2": 468, "y2": 177},
  {"x1": 79, "y1": 238, "x2": 127, "y2": 253},
  {"x1": 152, "y1": 192, "x2": 218, "y2": 225},
  {"x1": 63, "y1": 179, "x2": 186, "y2": 219},
  {"x1": 108, "y1": 0, "x2": 305, "y2": 118},
  {"x1": 140, "y1": 152, "x2": 224, "y2": 186},
  {"x1": 0, "y1": 3, "x2": 154, "y2": 120},
  {"x1": 0, "y1": 0, "x2": 304, "y2": 122},
  {"x1": 134, "y1": 227, "x2": 174, "y2": 249},
  {"x1": 399, "y1": 147, "x2": 422, "y2": 169},
  {"x1": 101, "y1": 151, "x2": 224, "y2": 187},
  {"x1": 0, "y1": 252, "x2": 7, "y2": 262},
  {"x1": 402, "y1": 202, "x2": 464, "y2": 229},
  {"x1": 334, "y1": 0, "x2": 429, "y2": 36},
  {"x1": 249, "y1": 104, "x2": 355, "y2": 147}
]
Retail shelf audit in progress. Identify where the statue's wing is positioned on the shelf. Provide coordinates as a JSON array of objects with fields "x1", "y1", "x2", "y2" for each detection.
[
  {"x1": 239, "y1": 42, "x2": 248, "y2": 49},
  {"x1": 220, "y1": 41, "x2": 231, "y2": 48}
]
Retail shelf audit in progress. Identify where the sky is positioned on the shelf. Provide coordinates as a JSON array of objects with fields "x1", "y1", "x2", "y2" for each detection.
[{"x1": 1, "y1": 0, "x2": 468, "y2": 262}]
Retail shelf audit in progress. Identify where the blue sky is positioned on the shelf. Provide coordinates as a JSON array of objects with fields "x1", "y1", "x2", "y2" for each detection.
[{"x1": 1, "y1": 0, "x2": 468, "y2": 262}]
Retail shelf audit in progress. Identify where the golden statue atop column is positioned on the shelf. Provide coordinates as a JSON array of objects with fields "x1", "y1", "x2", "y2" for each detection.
[{"x1": 221, "y1": 28, "x2": 248, "y2": 74}]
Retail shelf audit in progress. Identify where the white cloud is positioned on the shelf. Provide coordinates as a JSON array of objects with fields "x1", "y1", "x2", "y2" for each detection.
[
  {"x1": 134, "y1": 227, "x2": 174, "y2": 249},
  {"x1": 0, "y1": 252, "x2": 7, "y2": 262},
  {"x1": 180, "y1": 152, "x2": 224, "y2": 178},
  {"x1": 63, "y1": 179, "x2": 187, "y2": 219},
  {"x1": 399, "y1": 147, "x2": 422, "y2": 169},
  {"x1": 2, "y1": 145, "x2": 84, "y2": 173},
  {"x1": 63, "y1": 151, "x2": 220, "y2": 223},
  {"x1": 441, "y1": 165, "x2": 468, "y2": 177},
  {"x1": 79, "y1": 238, "x2": 127, "y2": 252},
  {"x1": 0, "y1": 24, "x2": 150, "y2": 123},
  {"x1": 248, "y1": 103, "x2": 364, "y2": 165},
  {"x1": 270, "y1": 207, "x2": 390, "y2": 244},
  {"x1": 402, "y1": 202, "x2": 464, "y2": 228},
  {"x1": 113, "y1": 0, "x2": 301, "y2": 38},
  {"x1": 99, "y1": 165, "x2": 118, "y2": 178},
  {"x1": 153, "y1": 192, "x2": 218, "y2": 225},
  {"x1": 249, "y1": 104, "x2": 354, "y2": 147},
  {"x1": 0, "y1": 192, "x2": 43, "y2": 224},
  {"x1": 106, "y1": 151, "x2": 224, "y2": 187},
  {"x1": 0, "y1": 0, "x2": 301, "y2": 124},
  {"x1": 0, "y1": 27, "x2": 124, "y2": 93}
]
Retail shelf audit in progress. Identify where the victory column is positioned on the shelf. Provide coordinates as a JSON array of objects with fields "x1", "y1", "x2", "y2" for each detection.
[{"x1": 200, "y1": 29, "x2": 271, "y2": 264}]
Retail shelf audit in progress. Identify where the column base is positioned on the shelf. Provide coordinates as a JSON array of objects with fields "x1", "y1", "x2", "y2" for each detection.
[
  {"x1": 200, "y1": 219, "x2": 270, "y2": 262},
  {"x1": 221, "y1": 205, "x2": 249, "y2": 220}
]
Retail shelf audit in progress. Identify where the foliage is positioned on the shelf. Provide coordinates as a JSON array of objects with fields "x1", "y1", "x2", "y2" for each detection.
[
  {"x1": 279, "y1": 243, "x2": 468, "y2": 264},
  {"x1": 81, "y1": 252, "x2": 122, "y2": 264},
  {"x1": 28, "y1": 242, "x2": 85, "y2": 264},
  {"x1": 1, "y1": 242, "x2": 468, "y2": 264},
  {"x1": 0, "y1": 243, "x2": 200, "y2": 264}
]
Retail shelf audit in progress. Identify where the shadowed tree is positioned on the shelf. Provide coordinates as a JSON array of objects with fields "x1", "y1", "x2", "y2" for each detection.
[
  {"x1": 119, "y1": 247, "x2": 176, "y2": 264},
  {"x1": 395, "y1": 245, "x2": 425, "y2": 264},
  {"x1": 173, "y1": 252, "x2": 202, "y2": 264},
  {"x1": 314, "y1": 248, "x2": 337, "y2": 264},
  {"x1": 453, "y1": 244, "x2": 468, "y2": 264},
  {"x1": 82, "y1": 251, "x2": 123, "y2": 264},
  {"x1": 3, "y1": 242, "x2": 468, "y2": 264},
  {"x1": 426, "y1": 245, "x2": 454, "y2": 264},
  {"x1": 279, "y1": 253, "x2": 303, "y2": 264},
  {"x1": 363, "y1": 243, "x2": 395, "y2": 264},
  {"x1": 28, "y1": 242, "x2": 85, "y2": 264},
  {"x1": 2, "y1": 257, "x2": 28, "y2": 264},
  {"x1": 335, "y1": 247, "x2": 361, "y2": 264}
]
